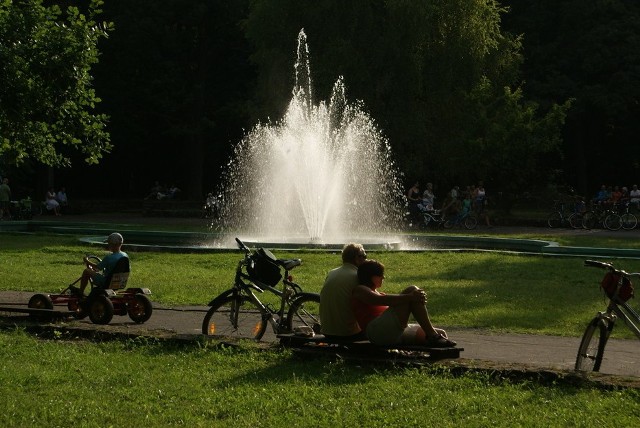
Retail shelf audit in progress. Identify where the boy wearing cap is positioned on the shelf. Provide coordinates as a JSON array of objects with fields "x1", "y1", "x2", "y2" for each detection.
[{"x1": 76, "y1": 232, "x2": 128, "y2": 296}]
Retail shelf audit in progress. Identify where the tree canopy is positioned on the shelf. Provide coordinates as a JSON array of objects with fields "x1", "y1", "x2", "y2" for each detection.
[
  {"x1": 7, "y1": 0, "x2": 635, "y2": 202},
  {"x1": 0, "y1": 0, "x2": 111, "y2": 167},
  {"x1": 244, "y1": 0, "x2": 570, "y2": 196}
]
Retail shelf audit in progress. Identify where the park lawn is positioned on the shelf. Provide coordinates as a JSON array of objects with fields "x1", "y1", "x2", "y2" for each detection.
[
  {"x1": 2, "y1": 232, "x2": 640, "y2": 425},
  {"x1": 2, "y1": 233, "x2": 640, "y2": 339},
  {"x1": 0, "y1": 330, "x2": 639, "y2": 428}
]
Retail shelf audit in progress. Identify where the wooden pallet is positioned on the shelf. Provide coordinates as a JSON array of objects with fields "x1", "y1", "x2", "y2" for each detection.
[{"x1": 278, "y1": 333, "x2": 463, "y2": 363}]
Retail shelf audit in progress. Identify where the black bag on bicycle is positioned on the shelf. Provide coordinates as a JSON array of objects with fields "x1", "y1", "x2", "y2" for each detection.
[{"x1": 247, "y1": 248, "x2": 282, "y2": 287}]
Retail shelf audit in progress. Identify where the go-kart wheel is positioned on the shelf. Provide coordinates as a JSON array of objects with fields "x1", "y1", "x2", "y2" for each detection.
[
  {"x1": 67, "y1": 299, "x2": 88, "y2": 319},
  {"x1": 28, "y1": 294, "x2": 53, "y2": 321},
  {"x1": 88, "y1": 295, "x2": 114, "y2": 325},
  {"x1": 127, "y1": 294, "x2": 153, "y2": 323}
]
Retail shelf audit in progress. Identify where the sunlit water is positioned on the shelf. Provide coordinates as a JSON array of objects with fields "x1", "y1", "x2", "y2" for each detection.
[{"x1": 213, "y1": 30, "x2": 404, "y2": 245}]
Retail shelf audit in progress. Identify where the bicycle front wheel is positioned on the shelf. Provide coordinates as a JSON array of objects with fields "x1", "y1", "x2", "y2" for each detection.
[
  {"x1": 464, "y1": 215, "x2": 478, "y2": 230},
  {"x1": 568, "y1": 212, "x2": 583, "y2": 229},
  {"x1": 621, "y1": 213, "x2": 638, "y2": 230},
  {"x1": 201, "y1": 295, "x2": 268, "y2": 341},
  {"x1": 575, "y1": 318, "x2": 609, "y2": 372},
  {"x1": 547, "y1": 211, "x2": 563, "y2": 228},
  {"x1": 604, "y1": 214, "x2": 622, "y2": 231},
  {"x1": 286, "y1": 293, "x2": 321, "y2": 334}
]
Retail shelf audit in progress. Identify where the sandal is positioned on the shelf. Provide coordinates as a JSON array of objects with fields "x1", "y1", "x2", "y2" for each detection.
[{"x1": 425, "y1": 334, "x2": 457, "y2": 348}]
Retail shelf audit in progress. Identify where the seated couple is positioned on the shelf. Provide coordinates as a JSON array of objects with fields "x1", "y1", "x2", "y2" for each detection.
[{"x1": 319, "y1": 243, "x2": 456, "y2": 348}]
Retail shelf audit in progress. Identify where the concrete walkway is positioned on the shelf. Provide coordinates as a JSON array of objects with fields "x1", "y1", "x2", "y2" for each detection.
[{"x1": 1, "y1": 291, "x2": 638, "y2": 381}]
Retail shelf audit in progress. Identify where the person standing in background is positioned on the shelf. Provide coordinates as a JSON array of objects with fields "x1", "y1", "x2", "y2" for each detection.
[{"x1": 0, "y1": 177, "x2": 11, "y2": 220}]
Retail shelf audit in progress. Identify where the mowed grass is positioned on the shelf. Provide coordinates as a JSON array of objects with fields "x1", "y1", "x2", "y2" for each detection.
[
  {"x1": 2, "y1": 233, "x2": 640, "y2": 338},
  {"x1": 2, "y1": 232, "x2": 640, "y2": 426},
  {"x1": 1, "y1": 330, "x2": 639, "y2": 427}
]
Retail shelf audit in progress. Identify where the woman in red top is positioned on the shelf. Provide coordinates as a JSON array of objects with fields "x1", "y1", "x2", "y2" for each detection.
[{"x1": 351, "y1": 260, "x2": 455, "y2": 347}]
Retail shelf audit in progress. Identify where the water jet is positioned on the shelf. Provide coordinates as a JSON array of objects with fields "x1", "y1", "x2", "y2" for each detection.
[{"x1": 213, "y1": 29, "x2": 404, "y2": 247}]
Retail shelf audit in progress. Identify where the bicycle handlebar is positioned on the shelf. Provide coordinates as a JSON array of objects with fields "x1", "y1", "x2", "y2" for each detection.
[
  {"x1": 584, "y1": 260, "x2": 613, "y2": 270},
  {"x1": 584, "y1": 259, "x2": 640, "y2": 277},
  {"x1": 235, "y1": 237, "x2": 251, "y2": 253}
]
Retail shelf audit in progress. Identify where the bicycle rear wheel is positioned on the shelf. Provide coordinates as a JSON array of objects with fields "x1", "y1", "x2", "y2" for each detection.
[
  {"x1": 201, "y1": 295, "x2": 268, "y2": 340},
  {"x1": 286, "y1": 293, "x2": 321, "y2": 334},
  {"x1": 547, "y1": 211, "x2": 563, "y2": 228},
  {"x1": 621, "y1": 213, "x2": 638, "y2": 230},
  {"x1": 575, "y1": 317, "x2": 609, "y2": 372},
  {"x1": 581, "y1": 211, "x2": 597, "y2": 229}
]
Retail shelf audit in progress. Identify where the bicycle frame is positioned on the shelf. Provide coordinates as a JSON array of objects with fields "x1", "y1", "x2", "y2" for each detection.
[{"x1": 594, "y1": 293, "x2": 640, "y2": 340}]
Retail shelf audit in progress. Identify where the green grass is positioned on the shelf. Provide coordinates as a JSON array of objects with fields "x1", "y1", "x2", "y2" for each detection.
[
  {"x1": 1, "y1": 330, "x2": 638, "y2": 427},
  {"x1": 2, "y1": 231, "x2": 640, "y2": 425}
]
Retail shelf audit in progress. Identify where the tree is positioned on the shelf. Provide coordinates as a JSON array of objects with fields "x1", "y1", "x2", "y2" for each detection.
[
  {"x1": 82, "y1": 0, "x2": 253, "y2": 199},
  {"x1": 502, "y1": 0, "x2": 640, "y2": 194},
  {"x1": 243, "y1": 0, "x2": 569, "y2": 199},
  {"x1": 0, "y1": 0, "x2": 112, "y2": 168}
]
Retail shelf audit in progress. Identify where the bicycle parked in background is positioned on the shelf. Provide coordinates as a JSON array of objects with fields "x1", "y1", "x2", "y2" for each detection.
[
  {"x1": 575, "y1": 260, "x2": 640, "y2": 372},
  {"x1": 201, "y1": 238, "x2": 320, "y2": 341},
  {"x1": 616, "y1": 201, "x2": 638, "y2": 230},
  {"x1": 546, "y1": 199, "x2": 584, "y2": 229},
  {"x1": 581, "y1": 203, "x2": 621, "y2": 230},
  {"x1": 443, "y1": 209, "x2": 477, "y2": 230}
]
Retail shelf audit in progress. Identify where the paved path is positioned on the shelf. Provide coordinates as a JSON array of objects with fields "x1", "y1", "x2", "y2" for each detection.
[{"x1": 1, "y1": 291, "x2": 638, "y2": 381}]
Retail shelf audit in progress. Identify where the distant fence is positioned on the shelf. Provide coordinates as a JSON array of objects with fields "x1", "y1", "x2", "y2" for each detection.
[{"x1": 48, "y1": 199, "x2": 203, "y2": 217}]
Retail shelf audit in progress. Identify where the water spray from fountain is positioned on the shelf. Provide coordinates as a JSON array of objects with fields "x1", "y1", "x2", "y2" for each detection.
[{"x1": 214, "y1": 29, "x2": 404, "y2": 245}]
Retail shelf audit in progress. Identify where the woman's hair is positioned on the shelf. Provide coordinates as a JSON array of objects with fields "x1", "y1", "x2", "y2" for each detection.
[{"x1": 357, "y1": 260, "x2": 385, "y2": 288}]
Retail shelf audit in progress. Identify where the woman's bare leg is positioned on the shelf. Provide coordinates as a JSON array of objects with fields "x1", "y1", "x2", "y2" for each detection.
[{"x1": 394, "y1": 286, "x2": 440, "y2": 338}]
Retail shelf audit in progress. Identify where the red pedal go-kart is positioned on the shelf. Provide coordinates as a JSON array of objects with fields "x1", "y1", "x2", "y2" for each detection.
[{"x1": 27, "y1": 255, "x2": 153, "y2": 325}]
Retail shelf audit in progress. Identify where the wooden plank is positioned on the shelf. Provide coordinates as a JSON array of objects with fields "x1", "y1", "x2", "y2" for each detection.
[
  {"x1": 0, "y1": 306, "x2": 74, "y2": 319},
  {"x1": 277, "y1": 333, "x2": 463, "y2": 361}
]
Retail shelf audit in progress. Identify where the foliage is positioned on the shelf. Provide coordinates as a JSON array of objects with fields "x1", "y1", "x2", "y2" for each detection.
[
  {"x1": 0, "y1": 0, "x2": 112, "y2": 167},
  {"x1": 244, "y1": 0, "x2": 570, "y2": 194},
  {"x1": 502, "y1": 0, "x2": 640, "y2": 194},
  {"x1": 81, "y1": 0, "x2": 253, "y2": 199}
]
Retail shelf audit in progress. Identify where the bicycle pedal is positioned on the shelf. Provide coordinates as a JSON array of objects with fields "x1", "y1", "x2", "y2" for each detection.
[{"x1": 293, "y1": 326, "x2": 315, "y2": 337}]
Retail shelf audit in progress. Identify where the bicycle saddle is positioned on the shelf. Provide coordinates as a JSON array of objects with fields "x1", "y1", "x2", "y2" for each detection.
[{"x1": 280, "y1": 259, "x2": 302, "y2": 270}]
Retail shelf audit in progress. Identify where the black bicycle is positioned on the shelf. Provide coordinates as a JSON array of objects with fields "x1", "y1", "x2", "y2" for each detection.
[{"x1": 201, "y1": 238, "x2": 320, "y2": 340}]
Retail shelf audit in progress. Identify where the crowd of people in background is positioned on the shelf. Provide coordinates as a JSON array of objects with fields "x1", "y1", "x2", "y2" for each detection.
[
  {"x1": 144, "y1": 181, "x2": 181, "y2": 200},
  {"x1": 587, "y1": 184, "x2": 640, "y2": 212},
  {"x1": 406, "y1": 180, "x2": 492, "y2": 227},
  {"x1": 0, "y1": 174, "x2": 70, "y2": 220}
]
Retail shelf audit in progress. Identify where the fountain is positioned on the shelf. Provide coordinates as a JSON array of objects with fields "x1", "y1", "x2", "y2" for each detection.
[{"x1": 213, "y1": 29, "x2": 404, "y2": 247}]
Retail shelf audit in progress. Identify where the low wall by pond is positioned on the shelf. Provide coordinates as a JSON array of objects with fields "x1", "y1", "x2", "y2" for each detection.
[{"x1": 2, "y1": 220, "x2": 640, "y2": 259}]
